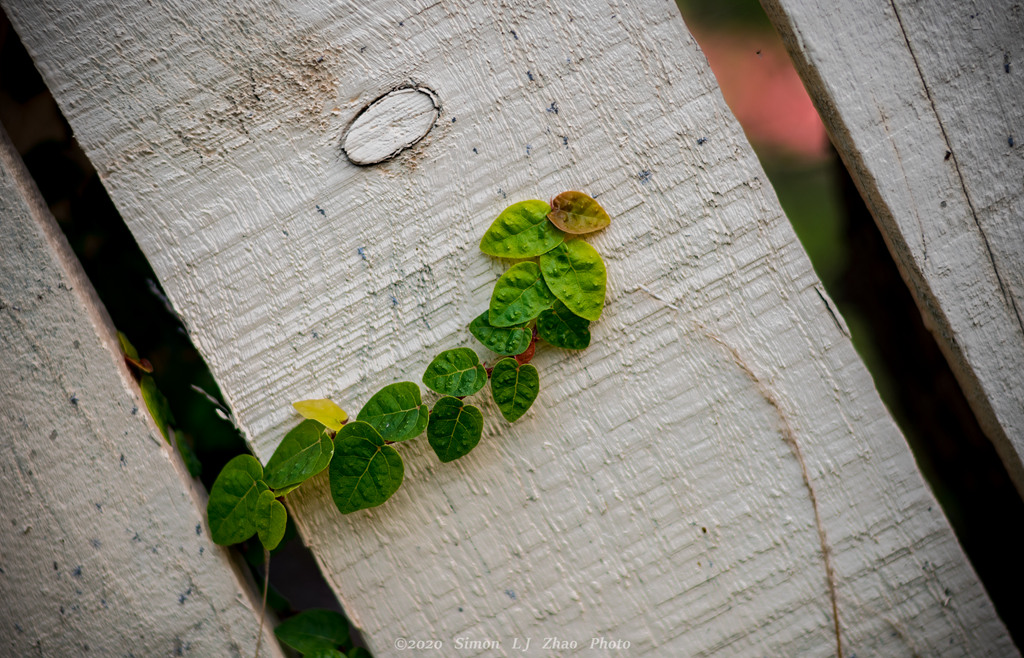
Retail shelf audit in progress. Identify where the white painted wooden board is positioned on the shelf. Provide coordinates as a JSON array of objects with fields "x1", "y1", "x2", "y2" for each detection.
[
  {"x1": 4, "y1": 0, "x2": 1015, "y2": 655},
  {"x1": 761, "y1": 0, "x2": 1024, "y2": 496},
  {"x1": 0, "y1": 128, "x2": 283, "y2": 657}
]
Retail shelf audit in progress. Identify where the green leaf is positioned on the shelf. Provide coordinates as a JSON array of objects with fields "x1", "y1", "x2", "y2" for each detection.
[
  {"x1": 305, "y1": 651, "x2": 346, "y2": 658},
  {"x1": 547, "y1": 190, "x2": 611, "y2": 235},
  {"x1": 428, "y1": 397, "x2": 485, "y2": 463},
  {"x1": 207, "y1": 455, "x2": 268, "y2": 545},
  {"x1": 255, "y1": 490, "x2": 287, "y2": 551},
  {"x1": 117, "y1": 331, "x2": 140, "y2": 360},
  {"x1": 469, "y1": 311, "x2": 532, "y2": 356},
  {"x1": 479, "y1": 199, "x2": 564, "y2": 258},
  {"x1": 276, "y1": 513, "x2": 298, "y2": 550},
  {"x1": 422, "y1": 348, "x2": 488, "y2": 397},
  {"x1": 539, "y1": 240, "x2": 607, "y2": 321},
  {"x1": 117, "y1": 330, "x2": 153, "y2": 373},
  {"x1": 537, "y1": 300, "x2": 591, "y2": 350},
  {"x1": 272, "y1": 482, "x2": 302, "y2": 497},
  {"x1": 489, "y1": 261, "x2": 557, "y2": 327},
  {"x1": 274, "y1": 609, "x2": 350, "y2": 654},
  {"x1": 356, "y1": 382, "x2": 428, "y2": 442},
  {"x1": 173, "y1": 429, "x2": 203, "y2": 478},
  {"x1": 292, "y1": 398, "x2": 348, "y2": 431},
  {"x1": 140, "y1": 375, "x2": 174, "y2": 442},
  {"x1": 490, "y1": 358, "x2": 540, "y2": 422},
  {"x1": 264, "y1": 420, "x2": 335, "y2": 490},
  {"x1": 329, "y1": 421, "x2": 404, "y2": 514},
  {"x1": 409, "y1": 403, "x2": 429, "y2": 438}
]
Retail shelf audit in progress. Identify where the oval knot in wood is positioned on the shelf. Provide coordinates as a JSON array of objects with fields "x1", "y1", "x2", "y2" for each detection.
[{"x1": 342, "y1": 87, "x2": 440, "y2": 165}]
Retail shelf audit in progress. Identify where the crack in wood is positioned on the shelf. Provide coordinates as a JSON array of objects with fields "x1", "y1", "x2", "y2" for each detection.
[
  {"x1": 815, "y1": 286, "x2": 849, "y2": 338},
  {"x1": 635, "y1": 285, "x2": 844, "y2": 655},
  {"x1": 888, "y1": 0, "x2": 1024, "y2": 340},
  {"x1": 873, "y1": 95, "x2": 929, "y2": 264},
  {"x1": 701, "y1": 327, "x2": 844, "y2": 658}
]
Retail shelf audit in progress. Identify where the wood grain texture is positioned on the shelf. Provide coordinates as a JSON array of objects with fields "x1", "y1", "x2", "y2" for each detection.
[
  {"x1": 4, "y1": 0, "x2": 1014, "y2": 654},
  {"x1": 761, "y1": 0, "x2": 1024, "y2": 496},
  {"x1": 0, "y1": 128, "x2": 282, "y2": 657}
]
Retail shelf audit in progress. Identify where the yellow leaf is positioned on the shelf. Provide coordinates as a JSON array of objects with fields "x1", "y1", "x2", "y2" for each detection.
[{"x1": 292, "y1": 399, "x2": 348, "y2": 431}]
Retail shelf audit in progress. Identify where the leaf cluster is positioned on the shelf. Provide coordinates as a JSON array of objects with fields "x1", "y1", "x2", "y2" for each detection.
[
  {"x1": 417, "y1": 192, "x2": 609, "y2": 474},
  {"x1": 205, "y1": 191, "x2": 610, "y2": 528},
  {"x1": 203, "y1": 190, "x2": 610, "y2": 657}
]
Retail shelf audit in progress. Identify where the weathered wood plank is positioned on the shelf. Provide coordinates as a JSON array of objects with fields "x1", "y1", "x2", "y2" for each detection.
[
  {"x1": 0, "y1": 128, "x2": 282, "y2": 656},
  {"x1": 761, "y1": 0, "x2": 1024, "y2": 495},
  {"x1": 4, "y1": 0, "x2": 1014, "y2": 654}
]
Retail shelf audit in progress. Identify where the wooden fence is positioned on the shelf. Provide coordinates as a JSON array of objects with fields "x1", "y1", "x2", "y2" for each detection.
[{"x1": 1, "y1": 0, "x2": 1019, "y2": 655}]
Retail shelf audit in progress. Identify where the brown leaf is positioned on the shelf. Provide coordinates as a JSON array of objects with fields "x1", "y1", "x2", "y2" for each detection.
[{"x1": 547, "y1": 191, "x2": 611, "y2": 235}]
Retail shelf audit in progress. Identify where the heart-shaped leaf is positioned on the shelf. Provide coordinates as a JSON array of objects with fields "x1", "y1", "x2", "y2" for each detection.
[
  {"x1": 539, "y1": 241, "x2": 606, "y2": 321},
  {"x1": 547, "y1": 191, "x2": 611, "y2": 234},
  {"x1": 469, "y1": 311, "x2": 532, "y2": 356},
  {"x1": 255, "y1": 490, "x2": 287, "y2": 551},
  {"x1": 490, "y1": 358, "x2": 540, "y2": 423},
  {"x1": 489, "y1": 261, "x2": 557, "y2": 327},
  {"x1": 264, "y1": 420, "x2": 335, "y2": 490},
  {"x1": 329, "y1": 421, "x2": 404, "y2": 514},
  {"x1": 428, "y1": 397, "x2": 484, "y2": 463},
  {"x1": 356, "y1": 382, "x2": 428, "y2": 442},
  {"x1": 422, "y1": 348, "x2": 488, "y2": 397},
  {"x1": 274, "y1": 609, "x2": 350, "y2": 654},
  {"x1": 480, "y1": 199, "x2": 564, "y2": 258},
  {"x1": 292, "y1": 399, "x2": 348, "y2": 431},
  {"x1": 207, "y1": 455, "x2": 268, "y2": 545},
  {"x1": 537, "y1": 300, "x2": 591, "y2": 350}
]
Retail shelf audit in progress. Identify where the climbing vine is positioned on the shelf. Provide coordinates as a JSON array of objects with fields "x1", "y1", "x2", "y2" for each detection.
[{"x1": 203, "y1": 191, "x2": 611, "y2": 655}]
